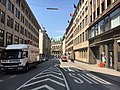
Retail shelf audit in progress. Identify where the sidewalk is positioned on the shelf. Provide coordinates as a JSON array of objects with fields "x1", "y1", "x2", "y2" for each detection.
[{"x1": 73, "y1": 60, "x2": 120, "y2": 84}]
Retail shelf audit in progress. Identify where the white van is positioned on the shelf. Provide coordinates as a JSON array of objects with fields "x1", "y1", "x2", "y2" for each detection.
[{"x1": 0, "y1": 44, "x2": 39, "y2": 72}]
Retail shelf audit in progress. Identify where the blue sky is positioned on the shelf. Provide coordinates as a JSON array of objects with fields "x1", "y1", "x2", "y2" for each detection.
[{"x1": 26, "y1": 0, "x2": 79, "y2": 38}]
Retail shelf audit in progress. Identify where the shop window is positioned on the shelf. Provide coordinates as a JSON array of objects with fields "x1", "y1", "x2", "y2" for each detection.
[
  {"x1": 0, "y1": 29, "x2": 4, "y2": 47},
  {"x1": 105, "y1": 16, "x2": 110, "y2": 31},
  {"x1": 110, "y1": 8, "x2": 120, "y2": 29},
  {"x1": 99, "y1": 20, "x2": 105, "y2": 34}
]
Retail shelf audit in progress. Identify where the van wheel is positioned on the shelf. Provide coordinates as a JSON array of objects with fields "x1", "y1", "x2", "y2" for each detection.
[{"x1": 24, "y1": 64, "x2": 29, "y2": 72}]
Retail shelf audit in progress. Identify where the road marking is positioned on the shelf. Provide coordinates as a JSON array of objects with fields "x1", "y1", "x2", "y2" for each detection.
[
  {"x1": 33, "y1": 74, "x2": 64, "y2": 81},
  {"x1": 63, "y1": 68, "x2": 67, "y2": 71},
  {"x1": 69, "y1": 73, "x2": 84, "y2": 84},
  {"x1": 23, "y1": 78, "x2": 65, "y2": 87},
  {"x1": 57, "y1": 66, "x2": 70, "y2": 90},
  {"x1": 68, "y1": 67, "x2": 75, "y2": 72},
  {"x1": 78, "y1": 74, "x2": 93, "y2": 84},
  {"x1": 87, "y1": 74, "x2": 111, "y2": 84},
  {"x1": 31, "y1": 85, "x2": 55, "y2": 90},
  {"x1": 9, "y1": 75, "x2": 16, "y2": 78},
  {"x1": 0, "y1": 80, "x2": 4, "y2": 83},
  {"x1": 41, "y1": 71, "x2": 61, "y2": 76},
  {"x1": 81, "y1": 74, "x2": 98, "y2": 84}
]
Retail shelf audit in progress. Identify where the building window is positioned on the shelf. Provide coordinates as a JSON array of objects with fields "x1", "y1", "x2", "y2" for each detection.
[
  {"x1": 0, "y1": 29, "x2": 4, "y2": 47},
  {"x1": 93, "y1": 11, "x2": 96, "y2": 20},
  {"x1": 10, "y1": 18, "x2": 13, "y2": 28},
  {"x1": 0, "y1": 0, "x2": 6, "y2": 6},
  {"x1": 94, "y1": 24, "x2": 99, "y2": 36},
  {"x1": 21, "y1": 14, "x2": 24, "y2": 23},
  {"x1": 6, "y1": 32, "x2": 12, "y2": 45},
  {"x1": 85, "y1": 16, "x2": 88, "y2": 25},
  {"x1": 99, "y1": 20, "x2": 105, "y2": 34},
  {"x1": 105, "y1": 16, "x2": 110, "y2": 31},
  {"x1": 101, "y1": 1, "x2": 105, "y2": 12},
  {"x1": 90, "y1": 15, "x2": 92, "y2": 22},
  {"x1": 14, "y1": 35, "x2": 19, "y2": 44},
  {"x1": 8, "y1": 0, "x2": 14, "y2": 13},
  {"x1": 97, "y1": 7, "x2": 100, "y2": 17},
  {"x1": 0, "y1": 10, "x2": 5, "y2": 24},
  {"x1": 107, "y1": 0, "x2": 111, "y2": 7},
  {"x1": 89, "y1": 27, "x2": 94, "y2": 38},
  {"x1": 7, "y1": 15, "x2": 10, "y2": 27},
  {"x1": 20, "y1": 26, "x2": 24, "y2": 35},
  {"x1": 15, "y1": 21, "x2": 19, "y2": 32},
  {"x1": 110, "y1": 8, "x2": 120, "y2": 29},
  {"x1": 20, "y1": 38, "x2": 24, "y2": 44},
  {"x1": 15, "y1": 8, "x2": 20, "y2": 19},
  {"x1": 16, "y1": 0, "x2": 20, "y2": 6}
]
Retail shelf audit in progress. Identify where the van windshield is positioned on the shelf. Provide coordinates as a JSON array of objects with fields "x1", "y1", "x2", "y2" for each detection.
[{"x1": 0, "y1": 49, "x2": 22, "y2": 59}]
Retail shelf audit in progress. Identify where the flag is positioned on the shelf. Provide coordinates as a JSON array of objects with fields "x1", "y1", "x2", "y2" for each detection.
[
  {"x1": 67, "y1": 20, "x2": 70, "y2": 23},
  {"x1": 70, "y1": 13, "x2": 73, "y2": 17},
  {"x1": 73, "y1": 4, "x2": 77, "y2": 8}
]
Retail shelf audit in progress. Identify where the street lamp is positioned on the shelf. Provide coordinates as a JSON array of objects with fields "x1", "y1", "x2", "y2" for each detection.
[{"x1": 46, "y1": 8, "x2": 58, "y2": 10}]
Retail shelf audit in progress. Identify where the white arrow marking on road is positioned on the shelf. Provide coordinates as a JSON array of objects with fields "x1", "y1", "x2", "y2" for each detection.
[
  {"x1": 68, "y1": 67, "x2": 75, "y2": 72},
  {"x1": 33, "y1": 74, "x2": 64, "y2": 81},
  {"x1": 80, "y1": 74, "x2": 98, "y2": 84},
  {"x1": 78, "y1": 74, "x2": 93, "y2": 84},
  {"x1": 69, "y1": 73, "x2": 84, "y2": 84},
  {"x1": 31, "y1": 84, "x2": 55, "y2": 90},
  {"x1": 23, "y1": 78, "x2": 65, "y2": 87},
  {"x1": 87, "y1": 74, "x2": 111, "y2": 84}
]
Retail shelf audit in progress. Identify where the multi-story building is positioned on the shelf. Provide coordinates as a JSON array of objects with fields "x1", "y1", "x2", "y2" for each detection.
[
  {"x1": 62, "y1": 35, "x2": 66, "y2": 56},
  {"x1": 39, "y1": 29, "x2": 51, "y2": 58},
  {"x1": 51, "y1": 38, "x2": 62, "y2": 58},
  {"x1": 0, "y1": 0, "x2": 40, "y2": 51},
  {"x1": 65, "y1": 0, "x2": 120, "y2": 70},
  {"x1": 88, "y1": 0, "x2": 120, "y2": 70}
]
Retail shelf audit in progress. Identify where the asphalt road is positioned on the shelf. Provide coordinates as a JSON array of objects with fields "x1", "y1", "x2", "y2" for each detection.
[{"x1": 0, "y1": 58, "x2": 120, "y2": 90}]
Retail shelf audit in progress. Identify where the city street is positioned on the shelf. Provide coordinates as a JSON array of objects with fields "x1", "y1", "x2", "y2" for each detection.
[{"x1": 0, "y1": 58, "x2": 120, "y2": 90}]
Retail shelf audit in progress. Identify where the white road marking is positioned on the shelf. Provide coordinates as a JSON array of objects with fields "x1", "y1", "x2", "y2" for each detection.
[
  {"x1": 9, "y1": 75, "x2": 16, "y2": 78},
  {"x1": 78, "y1": 74, "x2": 93, "y2": 84},
  {"x1": 69, "y1": 73, "x2": 84, "y2": 84},
  {"x1": 41, "y1": 71, "x2": 61, "y2": 76},
  {"x1": 23, "y1": 78, "x2": 65, "y2": 87},
  {"x1": 68, "y1": 67, "x2": 75, "y2": 72},
  {"x1": 57, "y1": 66, "x2": 70, "y2": 90},
  {"x1": 33, "y1": 74, "x2": 64, "y2": 81},
  {"x1": 63, "y1": 68, "x2": 67, "y2": 71},
  {"x1": 0, "y1": 80, "x2": 4, "y2": 83},
  {"x1": 87, "y1": 74, "x2": 111, "y2": 84},
  {"x1": 31, "y1": 84, "x2": 55, "y2": 90}
]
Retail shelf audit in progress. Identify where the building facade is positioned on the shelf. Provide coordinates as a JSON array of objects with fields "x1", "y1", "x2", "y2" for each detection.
[
  {"x1": 88, "y1": 0, "x2": 120, "y2": 70},
  {"x1": 0, "y1": 0, "x2": 40, "y2": 51},
  {"x1": 51, "y1": 38, "x2": 62, "y2": 58},
  {"x1": 65, "y1": 0, "x2": 120, "y2": 70},
  {"x1": 39, "y1": 29, "x2": 51, "y2": 58}
]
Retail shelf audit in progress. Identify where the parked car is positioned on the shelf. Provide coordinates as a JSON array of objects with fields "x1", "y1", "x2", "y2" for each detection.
[{"x1": 61, "y1": 56, "x2": 68, "y2": 62}]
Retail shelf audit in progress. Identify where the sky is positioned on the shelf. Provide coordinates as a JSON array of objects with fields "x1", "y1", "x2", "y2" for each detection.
[{"x1": 26, "y1": 0, "x2": 79, "y2": 38}]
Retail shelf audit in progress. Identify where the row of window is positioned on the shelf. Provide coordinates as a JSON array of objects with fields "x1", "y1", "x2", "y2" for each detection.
[
  {"x1": 75, "y1": 49, "x2": 87, "y2": 59},
  {"x1": 0, "y1": 29, "x2": 38, "y2": 47},
  {"x1": 0, "y1": 10, "x2": 39, "y2": 38},
  {"x1": 74, "y1": 30, "x2": 88, "y2": 45},
  {"x1": 89, "y1": 7, "x2": 120, "y2": 39},
  {"x1": 0, "y1": 0, "x2": 39, "y2": 36}
]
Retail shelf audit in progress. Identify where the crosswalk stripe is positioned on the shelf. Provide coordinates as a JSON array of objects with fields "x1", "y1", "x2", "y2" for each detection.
[{"x1": 78, "y1": 74, "x2": 93, "y2": 84}]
